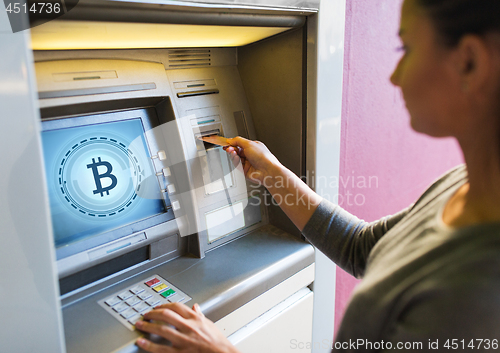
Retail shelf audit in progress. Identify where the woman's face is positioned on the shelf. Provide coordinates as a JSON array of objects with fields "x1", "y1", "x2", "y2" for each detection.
[{"x1": 391, "y1": 0, "x2": 464, "y2": 137}]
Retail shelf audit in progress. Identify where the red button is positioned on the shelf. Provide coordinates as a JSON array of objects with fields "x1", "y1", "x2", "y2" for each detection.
[{"x1": 145, "y1": 278, "x2": 160, "y2": 287}]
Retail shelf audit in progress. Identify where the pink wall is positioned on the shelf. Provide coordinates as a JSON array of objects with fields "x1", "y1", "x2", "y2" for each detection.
[{"x1": 335, "y1": 0, "x2": 464, "y2": 332}]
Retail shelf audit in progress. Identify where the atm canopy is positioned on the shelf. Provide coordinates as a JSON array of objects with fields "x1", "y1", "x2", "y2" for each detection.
[{"x1": 30, "y1": 0, "x2": 318, "y2": 50}]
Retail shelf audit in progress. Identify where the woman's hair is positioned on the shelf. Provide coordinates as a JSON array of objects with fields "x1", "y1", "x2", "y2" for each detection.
[{"x1": 416, "y1": 0, "x2": 500, "y2": 46}]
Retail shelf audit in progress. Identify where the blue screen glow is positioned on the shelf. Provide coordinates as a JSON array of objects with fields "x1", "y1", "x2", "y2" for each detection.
[{"x1": 42, "y1": 118, "x2": 166, "y2": 250}]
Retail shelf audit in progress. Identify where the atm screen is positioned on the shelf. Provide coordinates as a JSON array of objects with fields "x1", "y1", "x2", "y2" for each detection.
[{"x1": 42, "y1": 117, "x2": 167, "y2": 259}]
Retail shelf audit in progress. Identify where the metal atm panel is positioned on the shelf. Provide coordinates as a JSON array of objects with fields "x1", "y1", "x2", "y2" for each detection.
[{"x1": 13, "y1": 2, "x2": 321, "y2": 351}]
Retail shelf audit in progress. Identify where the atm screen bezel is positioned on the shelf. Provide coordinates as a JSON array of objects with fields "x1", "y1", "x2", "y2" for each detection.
[{"x1": 41, "y1": 106, "x2": 174, "y2": 261}]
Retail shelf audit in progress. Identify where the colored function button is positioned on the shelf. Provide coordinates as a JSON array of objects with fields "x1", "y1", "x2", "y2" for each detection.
[
  {"x1": 105, "y1": 296, "x2": 121, "y2": 307},
  {"x1": 129, "y1": 285, "x2": 144, "y2": 294},
  {"x1": 160, "y1": 289, "x2": 176, "y2": 298},
  {"x1": 152, "y1": 283, "x2": 168, "y2": 293},
  {"x1": 145, "y1": 278, "x2": 160, "y2": 287},
  {"x1": 118, "y1": 291, "x2": 133, "y2": 300},
  {"x1": 138, "y1": 292, "x2": 152, "y2": 300}
]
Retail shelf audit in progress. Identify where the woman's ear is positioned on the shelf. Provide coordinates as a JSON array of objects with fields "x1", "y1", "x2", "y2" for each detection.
[{"x1": 455, "y1": 35, "x2": 493, "y2": 93}]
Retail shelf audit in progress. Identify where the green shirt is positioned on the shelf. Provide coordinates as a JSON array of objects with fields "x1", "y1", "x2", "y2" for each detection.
[{"x1": 302, "y1": 165, "x2": 500, "y2": 351}]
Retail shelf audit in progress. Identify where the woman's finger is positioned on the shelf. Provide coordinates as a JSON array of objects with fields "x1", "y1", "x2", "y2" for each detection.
[
  {"x1": 235, "y1": 146, "x2": 245, "y2": 158},
  {"x1": 192, "y1": 303, "x2": 204, "y2": 317},
  {"x1": 136, "y1": 337, "x2": 174, "y2": 353},
  {"x1": 229, "y1": 150, "x2": 240, "y2": 162},
  {"x1": 135, "y1": 321, "x2": 184, "y2": 347},
  {"x1": 229, "y1": 152, "x2": 242, "y2": 169},
  {"x1": 225, "y1": 143, "x2": 245, "y2": 158}
]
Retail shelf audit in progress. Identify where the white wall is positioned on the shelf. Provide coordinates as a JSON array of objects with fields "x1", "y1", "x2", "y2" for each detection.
[{"x1": 0, "y1": 6, "x2": 65, "y2": 353}]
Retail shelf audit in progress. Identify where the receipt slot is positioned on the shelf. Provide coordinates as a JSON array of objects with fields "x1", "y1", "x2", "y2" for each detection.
[{"x1": 0, "y1": 0, "x2": 347, "y2": 352}]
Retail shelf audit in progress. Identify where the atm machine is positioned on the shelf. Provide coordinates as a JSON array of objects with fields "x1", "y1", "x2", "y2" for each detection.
[{"x1": 0, "y1": 0, "x2": 345, "y2": 352}]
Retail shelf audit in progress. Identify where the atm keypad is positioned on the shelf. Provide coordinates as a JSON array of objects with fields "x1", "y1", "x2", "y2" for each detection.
[
  {"x1": 134, "y1": 302, "x2": 150, "y2": 313},
  {"x1": 129, "y1": 285, "x2": 144, "y2": 294},
  {"x1": 118, "y1": 291, "x2": 134, "y2": 300},
  {"x1": 125, "y1": 296, "x2": 141, "y2": 306},
  {"x1": 105, "y1": 296, "x2": 121, "y2": 307},
  {"x1": 113, "y1": 302, "x2": 129, "y2": 313},
  {"x1": 98, "y1": 274, "x2": 191, "y2": 331},
  {"x1": 138, "y1": 292, "x2": 152, "y2": 301}
]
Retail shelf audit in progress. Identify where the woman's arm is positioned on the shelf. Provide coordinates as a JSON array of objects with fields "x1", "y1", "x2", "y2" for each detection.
[
  {"x1": 303, "y1": 200, "x2": 410, "y2": 278},
  {"x1": 225, "y1": 137, "x2": 410, "y2": 278}
]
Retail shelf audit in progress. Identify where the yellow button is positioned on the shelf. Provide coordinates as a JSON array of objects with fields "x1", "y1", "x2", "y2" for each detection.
[{"x1": 152, "y1": 283, "x2": 168, "y2": 292}]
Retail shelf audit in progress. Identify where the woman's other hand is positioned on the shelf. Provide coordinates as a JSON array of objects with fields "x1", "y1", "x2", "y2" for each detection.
[
  {"x1": 224, "y1": 136, "x2": 283, "y2": 184},
  {"x1": 135, "y1": 302, "x2": 239, "y2": 353}
]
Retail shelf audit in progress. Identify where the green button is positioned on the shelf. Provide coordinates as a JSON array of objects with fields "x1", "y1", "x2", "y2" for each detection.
[{"x1": 160, "y1": 289, "x2": 176, "y2": 298}]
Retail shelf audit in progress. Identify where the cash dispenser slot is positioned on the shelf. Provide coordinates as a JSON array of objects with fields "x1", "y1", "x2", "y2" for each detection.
[
  {"x1": 53, "y1": 70, "x2": 118, "y2": 82},
  {"x1": 177, "y1": 88, "x2": 219, "y2": 98}
]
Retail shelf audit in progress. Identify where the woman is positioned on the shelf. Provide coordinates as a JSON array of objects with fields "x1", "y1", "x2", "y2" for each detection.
[{"x1": 135, "y1": 0, "x2": 500, "y2": 351}]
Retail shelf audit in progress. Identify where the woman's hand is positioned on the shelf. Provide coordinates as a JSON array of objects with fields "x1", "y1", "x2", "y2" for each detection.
[
  {"x1": 224, "y1": 136, "x2": 283, "y2": 184},
  {"x1": 135, "y1": 302, "x2": 240, "y2": 353}
]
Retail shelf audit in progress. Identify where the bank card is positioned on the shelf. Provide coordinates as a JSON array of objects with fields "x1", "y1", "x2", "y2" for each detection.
[{"x1": 198, "y1": 135, "x2": 230, "y2": 147}]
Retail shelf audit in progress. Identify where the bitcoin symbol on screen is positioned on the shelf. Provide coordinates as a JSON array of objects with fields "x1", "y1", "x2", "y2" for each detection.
[
  {"x1": 59, "y1": 136, "x2": 142, "y2": 218},
  {"x1": 87, "y1": 157, "x2": 118, "y2": 197}
]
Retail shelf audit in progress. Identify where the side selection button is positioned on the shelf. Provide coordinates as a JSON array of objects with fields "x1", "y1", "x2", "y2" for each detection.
[{"x1": 158, "y1": 150, "x2": 167, "y2": 161}]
